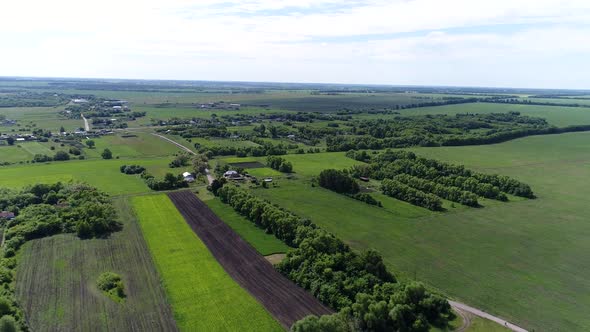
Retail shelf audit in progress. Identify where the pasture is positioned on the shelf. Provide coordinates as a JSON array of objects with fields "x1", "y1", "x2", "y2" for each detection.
[
  {"x1": 131, "y1": 194, "x2": 283, "y2": 331},
  {"x1": 254, "y1": 132, "x2": 590, "y2": 331},
  {"x1": 0, "y1": 158, "x2": 184, "y2": 195},
  {"x1": 0, "y1": 106, "x2": 82, "y2": 131},
  {"x1": 206, "y1": 198, "x2": 289, "y2": 255},
  {"x1": 83, "y1": 132, "x2": 182, "y2": 159},
  {"x1": 15, "y1": 197, "x2": 177, "y2": 331}
]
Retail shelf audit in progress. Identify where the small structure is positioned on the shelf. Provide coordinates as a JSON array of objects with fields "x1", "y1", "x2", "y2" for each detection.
[
  {"x1": 359, "y1": 177, "x2": 370, "y2": 182},
  {"x1": 182, "y1": 172, "x2": 195, "y2": 182},
  {"x1": 287, "y1": 134, "x2": 296, "y2": 139},
  {"x1": 263, "y1": 177, "x2": 273, "y2": 183},
  {"x1": 224, "y1": 170, "x2": 244, "y2": 180},
  {"x1": 16, "y1": 138, "x2": 25, "y2": 142},
  {"x1": 0, "y1": 211, "x2": 15, "y2": 220}
]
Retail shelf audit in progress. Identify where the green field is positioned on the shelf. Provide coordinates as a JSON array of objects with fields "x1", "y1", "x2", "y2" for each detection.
[
  {"x1": 131, "y1": 194, "x2": 283, "y2": 331},
  {"x1": 253, "y1": 132, "x2": 590, "y2": 331},
  {"x1": 83, "y1": 132, "x2": 182, "y2": 159},
  {"x1": 0, "y1": 106, "x2": 83, "y2": 131},
  {"x1": 15, "y1": 197, "x2": 177, "y2": 331},
  {"x1": 0, "y1": 158, "x2": 189, "y2": 195},
  {"x1": 0, "y1": 141, "x2": 70, "y2": 163},
  {"x1": 389, "y1": 102, "x2": 590, "y2": 126},
  {"x1": 206, "y1": 198, "x2": 289, "y2": 255}
]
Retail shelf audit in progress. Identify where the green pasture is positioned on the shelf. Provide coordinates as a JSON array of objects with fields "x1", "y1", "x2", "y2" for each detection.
[
  {"x1": 0, "y1": 158, "x2": 185, "y2": 195},
  {"x1": 253, "y1": 132, "x2": 590, "y2": 331},
  {"x1": 132, "y1": 194, "x2": 282, "y2": 332},
  {"x1": 0, "y1": 106, "x2": 83, "y2": 132},
  {"x1": 83, "y1": 133, "x2": 182, "y2": 159},
  {"x1": 206, "y1": 198, "x2": 289, "y2": 255}
]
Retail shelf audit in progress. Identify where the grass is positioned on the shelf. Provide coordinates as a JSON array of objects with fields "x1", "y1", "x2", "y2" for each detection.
[
  {"x1": 131, "y1": 194, "x2": 283, "y2": 331},
  {"x1": 0, "y1": 106, "x2": 83, "y2": 131},
  {"x1": 0, "y1": 157, "x2": 185, "y2": 195},
  {"x1": 83, "y1": 132, "x2": 183, "y2": 159},
  {"x1": 15, "y1": 197, "x2": 177, "y2": 331},
  {"x1": 206, "y1": 198, "x2": 289, "y2": 255},
  {"x1": 0, "y1": 142, "x2": 69, "y2": 163},
  {"x1": 252, "y1": 132, "x2": 590, "y2": 331}
]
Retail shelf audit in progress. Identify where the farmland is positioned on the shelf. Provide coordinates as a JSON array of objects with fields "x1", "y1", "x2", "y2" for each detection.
[
  {"x1": 131, "y1": 194, "x2": 284, "y2": 331},
  {"x1": 167, "y1": 191, "x2": 333, "y2": 328},
  {"x1": 253, "y1": 132, "x2": 590, "y2": 331},
  {"x1": 15, "y1": 197, "x2": 177, "y2": 331}
]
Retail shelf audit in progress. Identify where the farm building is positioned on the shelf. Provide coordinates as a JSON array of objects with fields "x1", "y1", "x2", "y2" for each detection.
[
  {"x1": 182, "y1": 172, "x2": 195, "y2": 182},
  {"x1": 263, "y1": 177, "x2": 273, "y2": 183},
  {"x1": 0, "y1": 211, "x2": 15, "y2": 220},
  {"x1": 224, "y1": 170, "x2": 244, "y2": 180}
]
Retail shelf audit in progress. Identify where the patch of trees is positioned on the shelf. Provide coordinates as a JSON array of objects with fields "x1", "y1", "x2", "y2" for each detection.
[
  {"x1": 318, "y1": 169, "x2": 359, "y2": 194},
  {"x1": 97, "y1": 272, "x2": 126, "y2": 302},
  {"x1": 119, "y1": 165, "x2": 146, "y2": 174},
  {"x1": 381, "y1": 179, "x2": 443, "y2": 211},
  {"x1": 101, "y1": 148, "x2": 113, "y2": 159},
  {"x1": 169, "y1": 154, "x2": 190, "y2": 168},
  {"x1": 266, "y1": 156, "x2": 293, "y2": 173},
  {"x1": 393, "y1": 174, "x2": 479, "y2": 207},
  {"x1": 483, "y1": 97, "x2": 590, "y2": 108},
  {"x1": 215, "y1": 184, "x2": 453, "y2": 331},
  {"x1": 198, "y1": 141, "x2": 288, "y2": 158},
  {"x1": 351, "y1": 149, "x2": 534, "y2": 201},
  {"x1": 141, "y1": 172, "x2": 188, "y2": 191},
  {"x1": 0, "y1": 183, "x2": 121, "y2": 331}
]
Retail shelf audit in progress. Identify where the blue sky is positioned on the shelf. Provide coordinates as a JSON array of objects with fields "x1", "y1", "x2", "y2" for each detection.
[{"x1": 1, "y1": 0, "x2": 590, "y2": 89}]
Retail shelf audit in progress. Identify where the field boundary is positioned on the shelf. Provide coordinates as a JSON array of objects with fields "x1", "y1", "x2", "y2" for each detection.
[{"x1": 167, "y1": 190, "x2": 333, "y2": 328}]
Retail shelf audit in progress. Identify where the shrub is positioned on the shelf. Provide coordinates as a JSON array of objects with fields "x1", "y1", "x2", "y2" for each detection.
[
  {"x1": 101, "y1": 148, "x2": 113, "y2": 159},
  {"x1": 53, "y1": 151, "x2": 70, "y2": 161}
]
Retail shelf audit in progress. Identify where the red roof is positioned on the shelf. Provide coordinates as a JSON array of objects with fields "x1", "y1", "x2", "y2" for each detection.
[{"x1": 0, "y1": 211, "x2": 15, "y2": 219}]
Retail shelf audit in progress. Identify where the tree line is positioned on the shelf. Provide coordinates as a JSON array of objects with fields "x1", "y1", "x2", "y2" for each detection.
[{"x1": 213, "y1": 184, "x2": 452, "y2": 331}]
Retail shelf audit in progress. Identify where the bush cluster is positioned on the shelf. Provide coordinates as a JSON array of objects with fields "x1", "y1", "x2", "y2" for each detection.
[
  {"x1": 381, "y1": 179, "x2": 442, "y2": 211},
  {"x1": 119, "y1": 164, "x2": 146, "y2": 174},
  {"x1": 393, "y1": 174, "x2": 479, "y2": 207},
  {"x1": 141, "y1": 172, "x2": 188, "y2": 191},
  {"x1": 266, "y1": 156, "x2": 293, "y2": 173}
]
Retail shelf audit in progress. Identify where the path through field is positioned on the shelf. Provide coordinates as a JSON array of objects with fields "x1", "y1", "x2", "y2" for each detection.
[
  {"x1": 167, "y1": 190, "x2": 332, "y2": 329},
  {"x1": 449, "y1": 301, "x2": 528, "y2": 332},
  {"x1": 81, "y1": 113, "x2": 90, "y2": 131}
]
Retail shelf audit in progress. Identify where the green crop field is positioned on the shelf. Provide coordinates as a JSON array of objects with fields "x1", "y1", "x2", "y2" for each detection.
[
  {"x1": 252, "y1": 132, "x2": 590, "y2": 331},
  {"x1": 15, "y1": 197, "x2": 177, "y2": 331},
  {"x1": 131, "y1": 194, "x2": 283, "y2": 331},
  {"x1": 206, "y1": 198, "x2": 289, "y2": 255},
  {"x1": 0, "y1": 158, "x2": 186, "y2": 195}
]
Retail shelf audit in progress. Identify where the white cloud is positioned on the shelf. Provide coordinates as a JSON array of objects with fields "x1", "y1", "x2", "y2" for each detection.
[{"x1": 0, "y1": 0, "x2": 589, "y2": 88}]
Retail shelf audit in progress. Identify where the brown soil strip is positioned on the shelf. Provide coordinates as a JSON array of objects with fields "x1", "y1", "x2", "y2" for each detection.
[{"x1": 167, "y1": 190, "x2": 333, "y2": 329}]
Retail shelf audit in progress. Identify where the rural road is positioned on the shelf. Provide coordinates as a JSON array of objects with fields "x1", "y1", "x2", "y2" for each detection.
[
  {"x1": 81, "y1": 113, "x2": 90, "y2": 131},
  {"x1": 449, "y1": 301, "x2": 528, "y2": 332},
  {"x1": 151, "y1": 133, "x2": 214, "y2": 185}
]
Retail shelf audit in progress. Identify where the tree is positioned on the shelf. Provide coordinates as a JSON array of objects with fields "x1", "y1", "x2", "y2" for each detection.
[
  {"x1": 101, "y1": 148, "x2": 113, "y2": 160},
  {"x1": 53, "y1": 151, "x2": 70, "y2": 161},
  {"x1": 85, "y1": 140, "x2": 95, "y2": 148},
  {"x1": 6, "y1": 137, "x2": 14, "y2": 146},
  {"x1": 59, "y1": 126, "x2": 65, "y2": 133},
  {"x1": 192, "y1": 154, "x2": 209, "y2": 175},
  {"x1": 0, "y1": 315, "x2": 17, "y2": 332}
]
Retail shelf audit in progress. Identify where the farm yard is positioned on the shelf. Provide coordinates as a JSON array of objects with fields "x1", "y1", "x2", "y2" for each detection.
[{"x1": 167, "y1": 191, "x2": 333, "y2": 328}]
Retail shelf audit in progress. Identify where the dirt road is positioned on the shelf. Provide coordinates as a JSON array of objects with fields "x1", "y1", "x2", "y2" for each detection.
[
  {"x1": 449, "y1": 301, "x2": 528, "y2": 332},
  {"x1": 81, "y1": 113, "x2": 90, "y2": 131}
]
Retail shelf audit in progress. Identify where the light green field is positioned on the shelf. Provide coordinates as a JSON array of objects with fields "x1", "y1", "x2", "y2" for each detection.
[
  {"x1": 0, "y1": 107, "x2": 83, "y2": 131},
  {"x1": 253, "y1": 132, "x2": 590, "y2": 331},
  {"x1": 0, "y1": 141, "x2": 73, "y2": 163},
  {"x1": 83, "y1": 133, "x2": 182, "y2": 159},
  {"x1": 131, "y1": 194, "x2": 283, "y2": 332},
  {"x1": 0, "y1": 158, "x2": 185, "y2": 195},
  {"x1": 135, "y1": 106, "x2": 270, "y2": 124},
  {"x1": 206, "y1": 198, "x2": 289, "y2": 255}
]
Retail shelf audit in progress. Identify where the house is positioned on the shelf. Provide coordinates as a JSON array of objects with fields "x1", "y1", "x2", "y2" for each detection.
[
  {"x1": 16, "y1": 138, "x2": 25, "y2": 142},
  {"x1": 263, "y1": 177, "x2": 273, "y2": 183},
  {"x1": 0, "y1": 211, "x2": 15, "y2": 220},
  {"x1": 224, "y1": 170, "x2": 244, "y2": 180},
  {"x1": 182, "y1": 172, "x2": 195, "y2": 182}
]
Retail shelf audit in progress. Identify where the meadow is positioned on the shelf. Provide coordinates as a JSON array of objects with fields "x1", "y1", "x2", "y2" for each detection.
[
  {"x1": 83, "y1": 132, "x2": 183, "y2": 159},
  {"x1": 253, "y1": 132, "x2": 590, "y2": 331},
  {"x1": 15, "y1": 197, "x2": 177, "y2": 331},
  {"x1": 0, "y1": 157, "x2": 187, "y2": 195},
  {"x1": 0, "y1": 106, "x2": 83, "y2": 131},
  {"x1": 206, "y1": 198, "x2": 289, "y2": 255},
  {"x1": 131, "y1": 194, "x2": 283, "y2": 331}
]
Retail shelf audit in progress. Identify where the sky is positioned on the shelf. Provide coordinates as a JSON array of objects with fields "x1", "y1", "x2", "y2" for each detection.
[{"x1": 1, "y1": 0, "x2": 590, "y2": 89}]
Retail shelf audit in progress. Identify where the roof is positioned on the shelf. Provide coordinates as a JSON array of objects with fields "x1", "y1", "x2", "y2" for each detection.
[
  {"x1": 182, "y1": 172, "x2": 193, "y2": 177},
  {"x1": 0, "y1": 211, "x2": 15, "y2": 219},
  {"x1": 224, "y1": 170, "x2": 238, "y2": 176}
]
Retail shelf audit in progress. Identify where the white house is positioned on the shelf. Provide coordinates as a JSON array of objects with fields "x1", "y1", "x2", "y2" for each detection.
[
  {"x1": 182, "y1": 172, "x2": 195, "y2": 182},
  {"x1": 224, "y1": 170, "x2": 239, "y2": 178}
]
